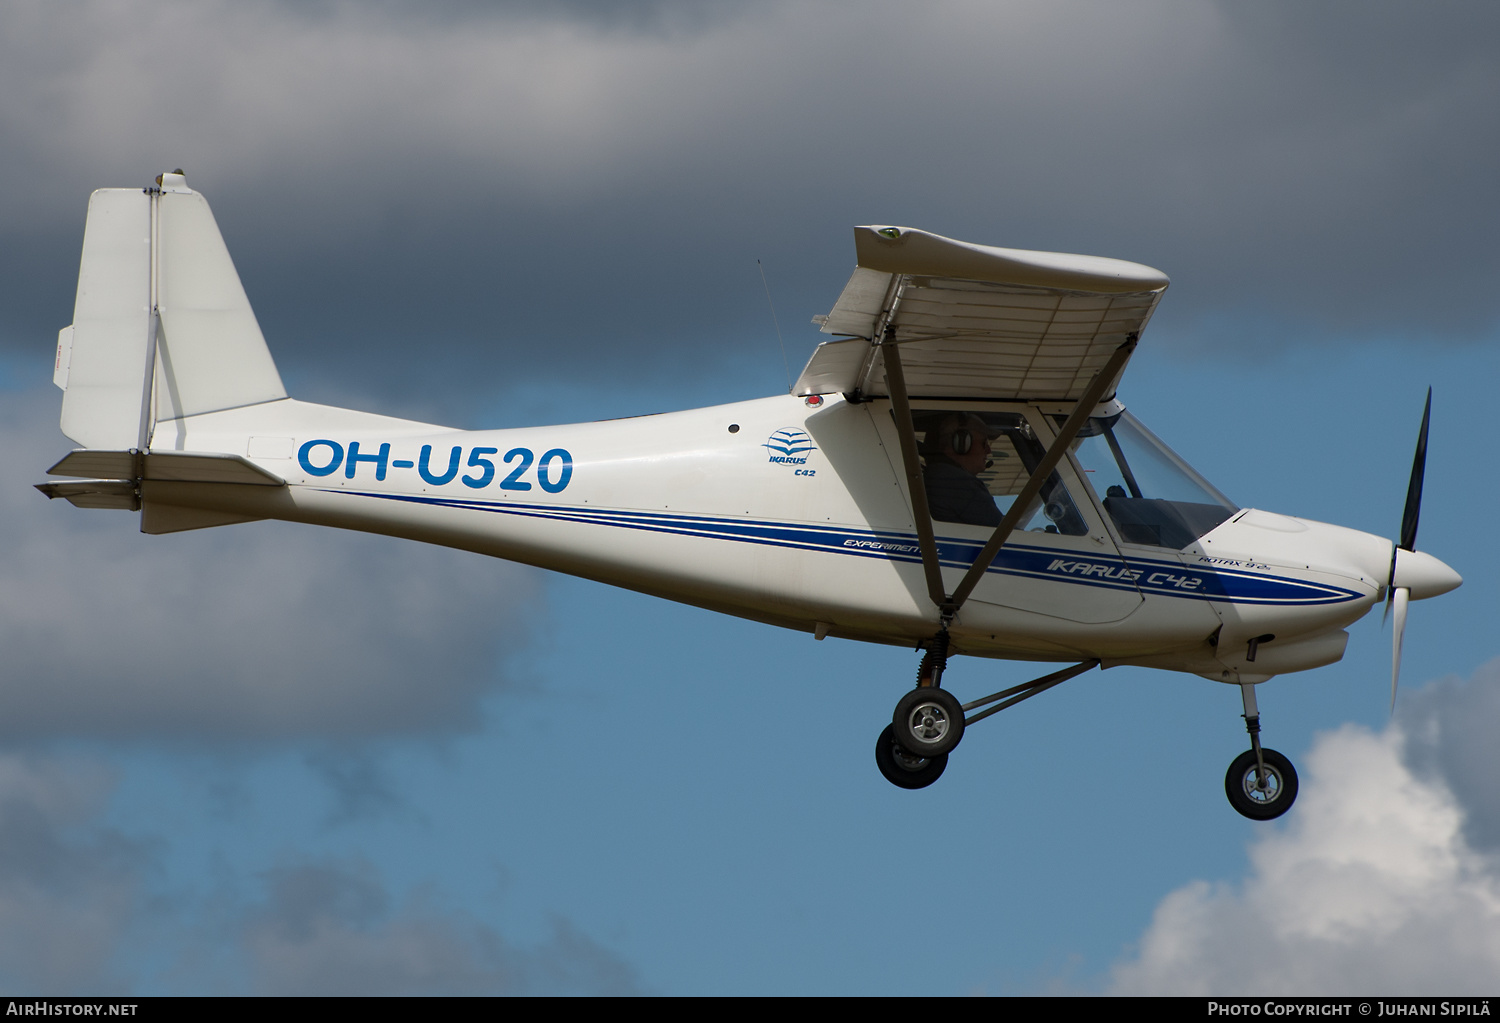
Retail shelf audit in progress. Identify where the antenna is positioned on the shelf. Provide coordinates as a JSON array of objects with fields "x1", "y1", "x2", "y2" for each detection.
[{"x1": 757, "y1": 259, "x2": 792, "y2": 394}]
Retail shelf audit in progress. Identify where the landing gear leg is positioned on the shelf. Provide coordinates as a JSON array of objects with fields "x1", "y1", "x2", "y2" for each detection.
[
  {"x1": 915, "y1": 631, "x2": 950, "y2": 688},
  {"x1": 1225, "y1": 682, "x2": 1298, "y2": 820},
  {"x1": 891, "y1": 630, "x2": 965, "y2": 760}
]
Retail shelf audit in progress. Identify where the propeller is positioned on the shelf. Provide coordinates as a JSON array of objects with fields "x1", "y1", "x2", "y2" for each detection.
[{"x1": 1384, "y1": 387, "x2": 1431, "y2": 711}]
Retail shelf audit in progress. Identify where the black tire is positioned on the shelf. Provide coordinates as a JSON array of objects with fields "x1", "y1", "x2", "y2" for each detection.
[
  {"x1": 1225, "y1": 748, "x2": 1298, "y2": 820},
  {"x1": 875, "y1": 724, "x2": 948, "y2": 790},
  {"x1": 892, "y1": 686, "x2": 966, "y2": 758}
]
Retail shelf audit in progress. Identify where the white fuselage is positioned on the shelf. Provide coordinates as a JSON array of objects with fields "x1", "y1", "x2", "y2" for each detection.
[{"x1": 142, "y1": 391, "x2": 1412, "y2": 685}]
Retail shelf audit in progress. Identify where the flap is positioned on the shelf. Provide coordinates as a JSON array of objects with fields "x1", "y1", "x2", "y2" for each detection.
[{"x1": 795, "y1": 226, "x2": 1169, "y2": 402}]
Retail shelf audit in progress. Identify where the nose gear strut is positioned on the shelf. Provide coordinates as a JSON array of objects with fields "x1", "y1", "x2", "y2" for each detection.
[{"x1": 1224, "y1": 682, "x2": 1298, "y2": 820}]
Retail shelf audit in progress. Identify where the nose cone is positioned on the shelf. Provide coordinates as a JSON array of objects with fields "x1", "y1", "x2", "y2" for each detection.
[{"x1": 1392, "y1": 548, "x2": 1463, "y2": 600}]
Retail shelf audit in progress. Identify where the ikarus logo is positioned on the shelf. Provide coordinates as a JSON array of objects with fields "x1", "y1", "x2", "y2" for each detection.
[{"x1": 764, "y1": 428, "x2": 815, "y2": 465}]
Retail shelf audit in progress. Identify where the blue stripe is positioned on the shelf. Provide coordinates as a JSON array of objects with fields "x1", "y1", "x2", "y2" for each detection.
[{"x1": 329, "y1": 490, "x2": 1363, "y2": 607}]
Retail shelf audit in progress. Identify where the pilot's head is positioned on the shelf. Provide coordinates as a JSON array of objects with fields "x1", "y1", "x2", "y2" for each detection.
[{"x1": 927, "y1": 413, "x2": 992, "y2": 474}]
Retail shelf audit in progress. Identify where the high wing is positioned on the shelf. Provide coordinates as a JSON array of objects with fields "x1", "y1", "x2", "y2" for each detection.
[
  {"x1": 794, "y1": 226, "x2": 1169, "y2": 401},
  {"x1": 790, "y1": 226, "x2": 1170, "y2": 653}
]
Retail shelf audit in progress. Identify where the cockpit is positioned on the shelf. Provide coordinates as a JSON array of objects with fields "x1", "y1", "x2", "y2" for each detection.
[
  {"x1": 909, "y1": 410, "x2": 1089, "y2": 535},
  {"x1": 1066, "y1": 410, "x2": 1238, "y2": 548},
  {"x1": 901, "y1": 405, "x2": 1237, "y2": 550}
]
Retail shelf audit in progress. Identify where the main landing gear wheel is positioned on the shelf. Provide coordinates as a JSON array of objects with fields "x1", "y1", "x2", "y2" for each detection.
[
  {"x1": 892, "y1": 686, "x2": 966, "y2": 758},
  {"x1": 1225, "y1": 748, "x2": 1298, "y2": 820},
  {"x1": 875, "y1": 725, "x2": 948, "y2": 790}
]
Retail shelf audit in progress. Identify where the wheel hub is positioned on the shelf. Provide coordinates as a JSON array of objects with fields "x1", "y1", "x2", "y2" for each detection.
[
  {"x1": 1240, "y1": 766, "x2": 1283, "y2": 804},
  {"x1": 891, "y1": 745, "x2": 928, "y2": 771},
  {"x1": 907, "y1": 702, "x2": 951, "y2": 742}
]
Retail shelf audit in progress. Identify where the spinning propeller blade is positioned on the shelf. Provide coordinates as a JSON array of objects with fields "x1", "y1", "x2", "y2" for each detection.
[
  {"x1": 1400, "y1": 389, "x2": 1431, "y2": 553},
  {"x1": 1391, "y1": 586, "x2": 1409, "y2": 712},
  {"x1": 1384, "y1": 388, "x2": 1432, "y2": 709}
]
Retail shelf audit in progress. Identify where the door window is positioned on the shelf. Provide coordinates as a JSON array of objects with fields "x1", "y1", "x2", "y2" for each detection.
[{"x1": 906, "y1": 410, "x2": 1089, "y2": 536}]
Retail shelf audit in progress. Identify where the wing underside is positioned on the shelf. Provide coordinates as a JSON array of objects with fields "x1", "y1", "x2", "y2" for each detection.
[{"x1": 795, "y1": 227, "x2": 1169, "y2": 402}]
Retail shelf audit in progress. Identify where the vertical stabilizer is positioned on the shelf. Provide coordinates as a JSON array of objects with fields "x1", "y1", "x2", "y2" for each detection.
[
  {"x1": 154, "y1": 175, "x2": 286, "y2": 422},
  {"x1": 55, "y1": 172, "x2": 287, "y2": 451}
]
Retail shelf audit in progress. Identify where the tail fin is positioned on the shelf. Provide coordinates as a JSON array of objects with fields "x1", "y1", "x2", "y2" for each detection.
[{"x1": 55, "y1": 171, "x2": 286, "y2": 450}]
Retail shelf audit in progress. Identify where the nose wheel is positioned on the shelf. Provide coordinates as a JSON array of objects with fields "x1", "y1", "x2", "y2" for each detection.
[
  {"x1": 1226, "y1": 682, "x2": 1299, "y2": 820},
  {"x1": 1225, "y1": 747, "x2": 1298, "y2": 820}
]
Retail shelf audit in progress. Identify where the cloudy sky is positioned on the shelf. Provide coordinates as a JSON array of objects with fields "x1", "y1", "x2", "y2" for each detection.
[{"x1": 1, "y1": 0, "x2": 1498, "y2": 994}]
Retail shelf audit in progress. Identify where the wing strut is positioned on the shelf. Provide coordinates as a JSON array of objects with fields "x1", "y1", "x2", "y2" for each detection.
[
  {"x1": 883, "y1": 332, "x2": 1138, "y2": 627},
  {"x1": 945, "y1": 334, "x2": 1137, "y2": 614},
  {"x1": 882, "y1": 335, "x2": 947, "y2": 612},
  {"x1": 962, "y1": 659, "x2": 1100, "y2": 726}
]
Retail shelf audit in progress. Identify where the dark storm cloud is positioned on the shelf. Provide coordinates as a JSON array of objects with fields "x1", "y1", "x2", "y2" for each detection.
[
  {"x1": 302, "y1": 751, "x2": 403, "y2": 823},
  {"x1": 0, "y1": 758, "x2": 147, "y2": 993},
  {"x1": 0, "y1": 391, "x2": 542, "y2": 741},
  {"x1": 0, "y1": 752, "x2": 641, "y2": 994},
  {"x1": 1, "y1": 0, "x2": 1495, "y2": 410},
  {"x1": 235, "y1": 858, "x2": 641, "y2": 995},
  {"x1": 282, "y1": 0, "x2": 751, "y2": 35}
]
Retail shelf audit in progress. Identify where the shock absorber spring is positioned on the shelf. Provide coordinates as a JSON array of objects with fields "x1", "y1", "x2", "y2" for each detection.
[{"x1": 916, "y1": 629, "x2": 951, "y2": 688}]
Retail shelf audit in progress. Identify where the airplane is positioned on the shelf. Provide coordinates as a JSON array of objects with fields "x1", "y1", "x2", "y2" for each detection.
[{"x1": 38, "y1": 172, "x2": 1462, "y2": 820}]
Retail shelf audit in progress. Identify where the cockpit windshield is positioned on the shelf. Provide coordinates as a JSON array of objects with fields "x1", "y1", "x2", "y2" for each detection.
[{"x1": 1067, "y1": 411, "x2": 1237, "y2": 549}]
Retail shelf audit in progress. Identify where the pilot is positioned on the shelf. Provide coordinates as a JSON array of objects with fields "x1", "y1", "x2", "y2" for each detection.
[{"x1": 922, "y1": 413, "x2": 1002, "y2": 527}]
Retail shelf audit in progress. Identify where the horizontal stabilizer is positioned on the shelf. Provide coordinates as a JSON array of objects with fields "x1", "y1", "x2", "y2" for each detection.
[
  {"x1": 34, "y1": 479, "x2": 139, "y2": 510},
  {"x1": 45, "y1": 448, "x2": 134, "y2": 479},
  {"x1": 46, "y1": 449, "x2": 285, "y2": 486},
  {"x1": 143, "y1": 450, "x2": 284, "y2": 485}
]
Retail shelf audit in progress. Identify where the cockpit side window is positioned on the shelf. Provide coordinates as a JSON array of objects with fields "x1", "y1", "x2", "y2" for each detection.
[
  {"x1": 1067, "y1": 411, "x2": 1237, "y2": 548},
  {"x1": 903, "y1": 410, "x2": 1089, "y2": 535}
]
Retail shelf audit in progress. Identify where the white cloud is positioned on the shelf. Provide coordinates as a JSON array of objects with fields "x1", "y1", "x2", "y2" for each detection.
[
  {"x1": 1400, "y1": 659, "x2": 1500, "y2": 854},
  {"x1": 1110, "y1": 664, "x2": 1500, "y2": 995}
]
